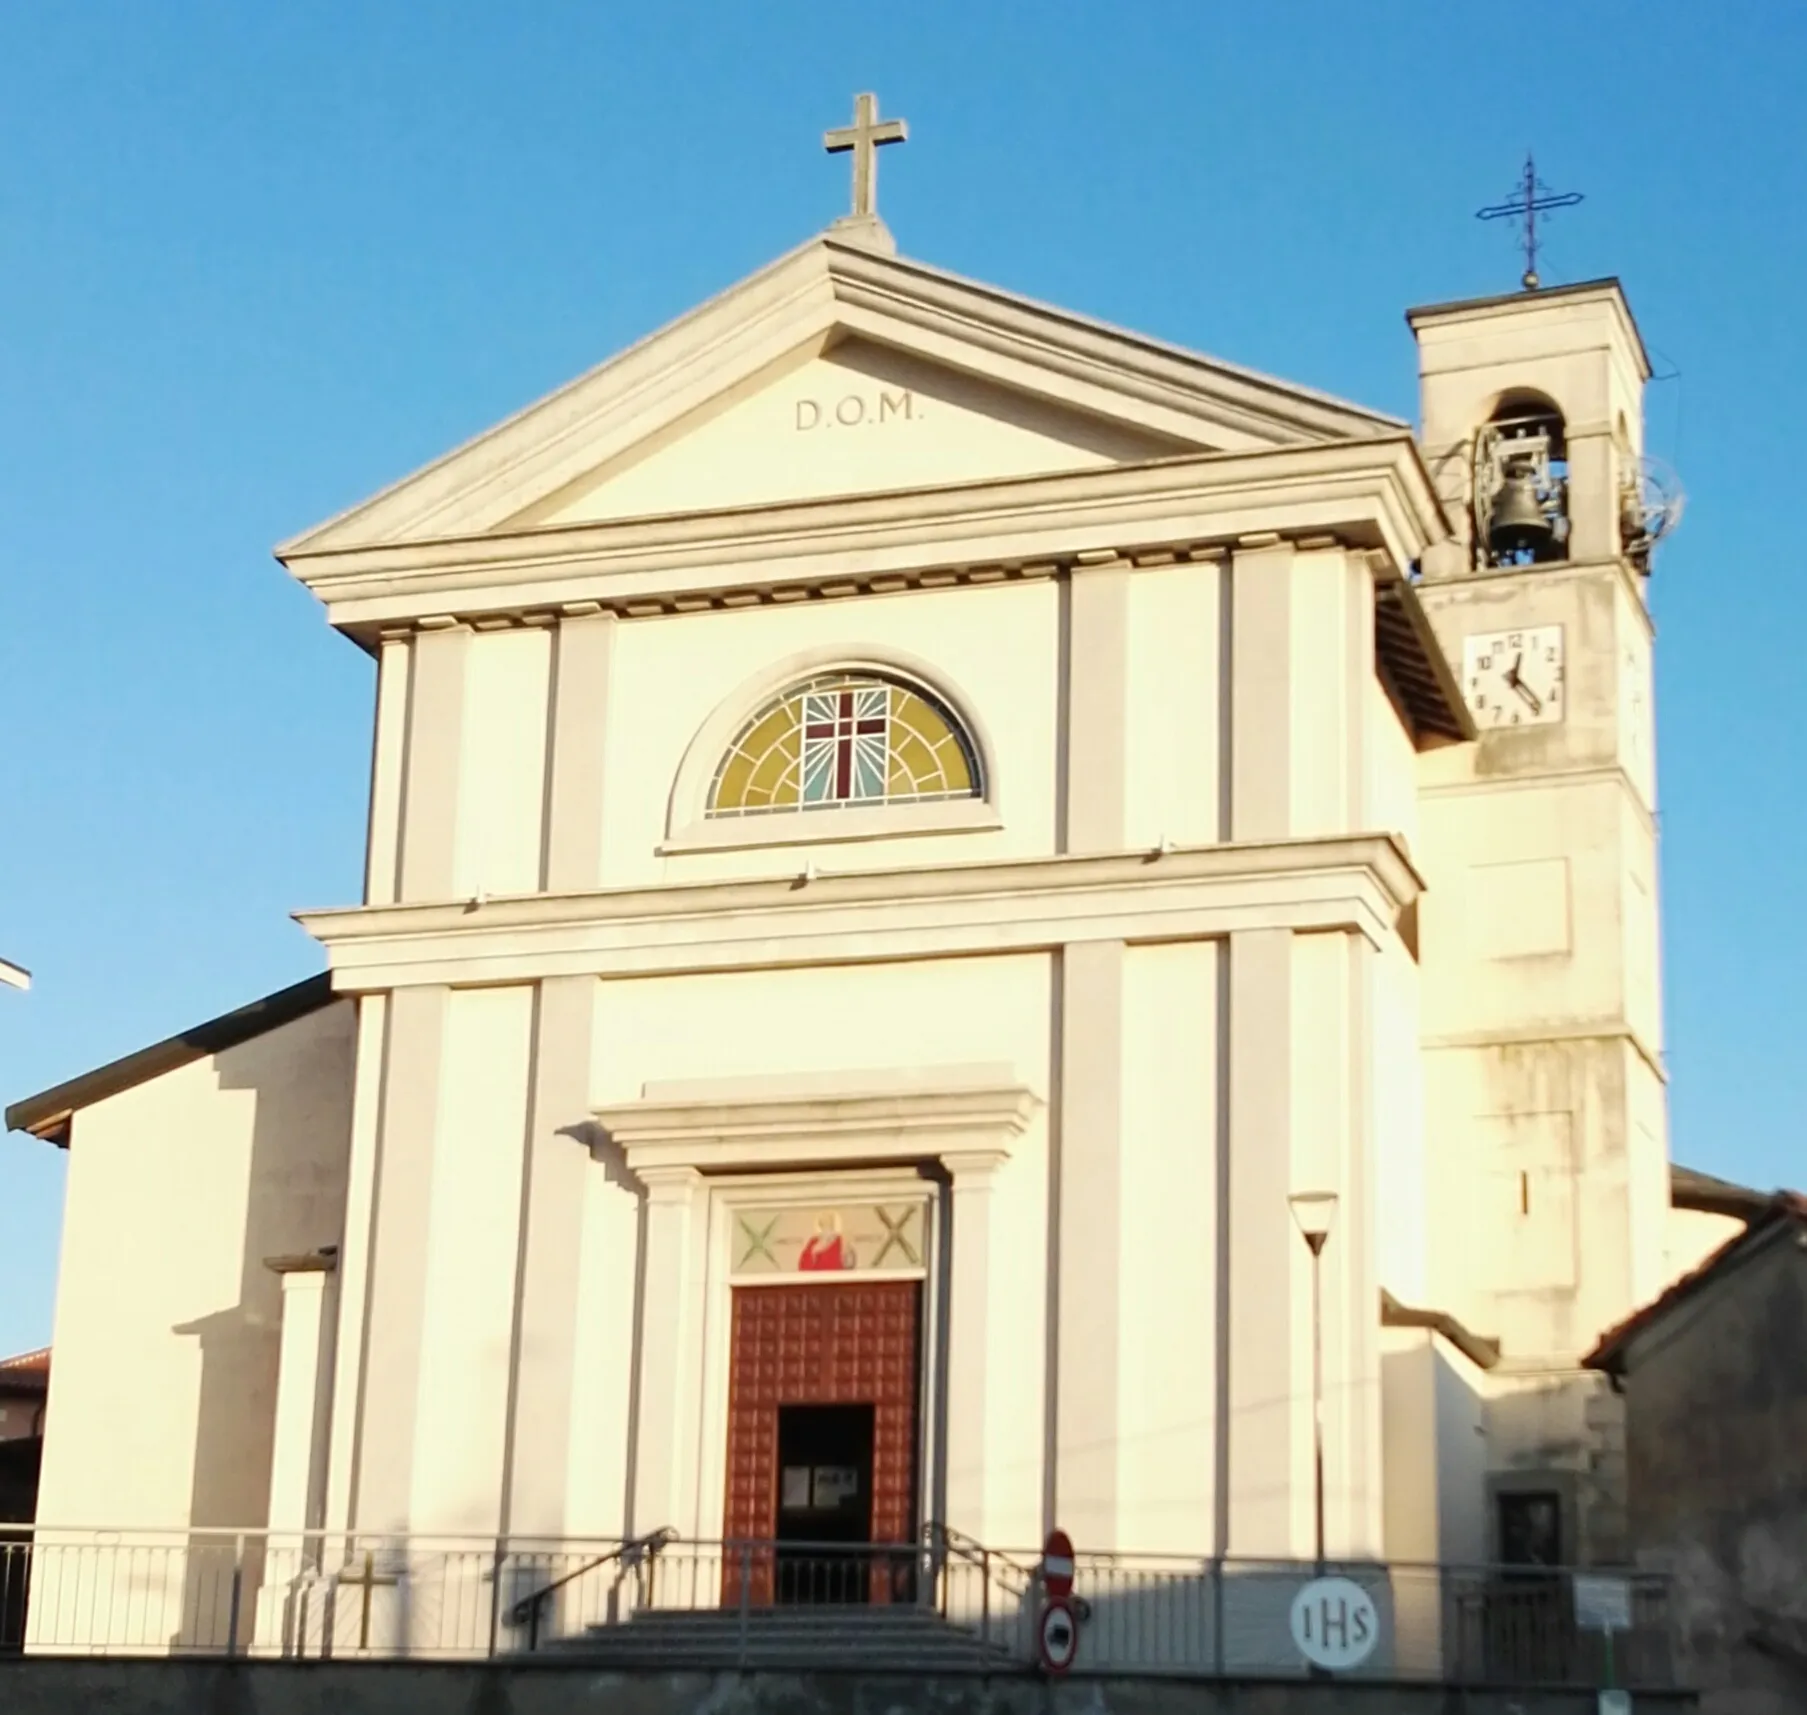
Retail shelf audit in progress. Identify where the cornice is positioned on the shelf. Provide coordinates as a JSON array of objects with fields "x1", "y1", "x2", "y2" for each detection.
[
  {"x1": 825, "y1": 249, "x2": 1403, "y2": 447},
  {"x1": 1406, "y1": 278, "x2": 1650, "y2": 382},
  {"x1": 296, "y1": 833, "x2": 1423, "y2": 992},
  {"x1": 283, "y1": 436, "x2": 1448, "y2": 635},
  {"x1": 598, "y1": 1065, "x2": 1039, "y2": 1177}
]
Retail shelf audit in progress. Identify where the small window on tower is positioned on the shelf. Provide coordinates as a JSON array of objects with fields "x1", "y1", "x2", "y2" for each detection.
[{"x1": 707, "y1": 671, "x2": 981, "y2": 818}]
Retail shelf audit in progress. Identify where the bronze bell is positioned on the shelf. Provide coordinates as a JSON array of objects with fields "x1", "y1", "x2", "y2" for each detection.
[{"x1": 1488, "y1": 467, "x2": 1554, "y2": 559}]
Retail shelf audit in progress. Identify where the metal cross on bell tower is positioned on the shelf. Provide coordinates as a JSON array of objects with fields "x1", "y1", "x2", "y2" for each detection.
[
  {"x1": 1476, "y1": 153, "x2": 1585, "y2": 291},
  {"x1": 824, "y1": 92, "x2": 908, "y2": 222}
]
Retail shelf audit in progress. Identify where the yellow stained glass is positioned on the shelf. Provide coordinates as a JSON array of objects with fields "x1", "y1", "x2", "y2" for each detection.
[{"x1": 708, "y1": 671, "x2": 980, "y2": 817}]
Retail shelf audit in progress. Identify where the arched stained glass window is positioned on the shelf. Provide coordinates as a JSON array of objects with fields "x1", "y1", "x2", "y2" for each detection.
[{"x1": 708, "y1": 671, "x2": 980, "y2": 818}]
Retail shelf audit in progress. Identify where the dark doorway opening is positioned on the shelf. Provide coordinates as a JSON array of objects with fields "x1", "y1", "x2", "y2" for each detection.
[{"x1": 775, "y1": 1403, "x2": 874, "y2": 1604}]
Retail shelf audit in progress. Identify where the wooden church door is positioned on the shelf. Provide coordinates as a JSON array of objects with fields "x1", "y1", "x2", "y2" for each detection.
[{"x1": 721, "y1": 1279, "x2": 921, "y2": 1605}]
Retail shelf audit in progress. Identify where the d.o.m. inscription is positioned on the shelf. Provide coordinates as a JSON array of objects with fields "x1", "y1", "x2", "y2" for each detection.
[{"x1": 795, "y1": 389, "x2": 920, "y2": 431}]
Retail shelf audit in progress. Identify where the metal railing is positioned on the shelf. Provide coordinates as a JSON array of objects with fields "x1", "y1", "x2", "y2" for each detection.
[
  {"x1": 0, "y1": 1524, "x2": 1678, "y2": 1688},
  {"x1": 507, "y1": 1526, "x2": 675, "y2": 1651}
]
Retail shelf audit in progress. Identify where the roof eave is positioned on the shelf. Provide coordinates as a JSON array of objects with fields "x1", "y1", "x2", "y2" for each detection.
[
  {"x1": 1670, "y1": 1161, "x2": 1773, "y2": 1222},
  {"x1": 6, "y1": 974, "x2": 340, "y2": 1146}
]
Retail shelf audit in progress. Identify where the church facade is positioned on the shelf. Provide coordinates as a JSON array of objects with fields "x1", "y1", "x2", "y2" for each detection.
[{"x1": 10, "y1": 132, "x2": 1721, "y2": 1660}]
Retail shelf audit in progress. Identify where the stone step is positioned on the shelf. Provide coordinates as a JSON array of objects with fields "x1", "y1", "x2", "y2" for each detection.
[
  {"x1": 538, "y1": 1639, "x2": 1017, "y2": 1670},
  {"x1": 610, "y1": 1606, "x2": 978, "y2": 1629},
  {"x1": 529, "y1": 1604, "x2": 1022, "y2": 1668}
]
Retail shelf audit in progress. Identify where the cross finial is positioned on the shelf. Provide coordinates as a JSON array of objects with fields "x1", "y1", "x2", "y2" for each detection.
[
  {"x1": 1476, "y1": 152, "x2": 1584, "y2": 291},
  {"x1": 824, "y1": 92, "x2": 908, "y2": 223}
]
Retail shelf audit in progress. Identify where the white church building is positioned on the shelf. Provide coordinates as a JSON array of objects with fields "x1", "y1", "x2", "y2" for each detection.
[{"x1": 8, "y1": 103, "x2": 1739, "y2": 1667}]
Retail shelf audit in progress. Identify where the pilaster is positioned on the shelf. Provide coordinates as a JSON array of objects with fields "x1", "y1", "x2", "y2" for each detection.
[
  {"x1": 255, "y1": 1257, "x2": 338, "y2": 1653},
  {"x1": 543, "y1": 612, "x2": 616, "y2": 893},
  {"x1": 1054, "y1": 938, "x2": 1124, "y2": 1547},
  {"x1": 1229, "y1": 543, "x2": 1292, "y2": 841},
  {"x1": 943, "y1": 1148, "x2": 1008, "y2": 1543},
  {"x1": 630, "y1": 1165, "x2": 707, "y2": 1537},
  {"x1": 364, "y1": 638, "x2": 411, "y2": 906},
  {"x1": 320, "y1": 993, "x2": 387, "y2": 1536},
  {"x1": 352, "y1": 983, "x2": 447, "y2": 1532},
  {"x1": 264, "y1": 1259, "x2": 337, "y2": 1537},
  {"x1": 396, "y1": 625, "x2": 468, "y2": 902},
  {"x1": 502, "y1": 976, "x2": 599, "y2": 1538},
  {"x1": 1062, "y1": 559, "x2": 1129, "y2": 853},
  {"x1": 1225, "y1": 926, "x2": 1295, "y2": 1556}
]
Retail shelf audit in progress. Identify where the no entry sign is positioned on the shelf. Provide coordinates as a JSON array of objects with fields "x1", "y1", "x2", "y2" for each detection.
[
  {"x1": 1041, "y1": 1528, "x2": 1075, "y2": 1599},
  {"x1": 1038, "y1": 1597, "x2": 1079, "y2": 1674}
]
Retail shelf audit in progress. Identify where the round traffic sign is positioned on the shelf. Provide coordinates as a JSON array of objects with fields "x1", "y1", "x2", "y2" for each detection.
[
  {"x1": 1289, "y1": 1576, "x2": 1380, "y2": 1672},
  {"x1": 1038, "y1": 1598, "x2": 1079, "y2": 1674},
  {"x1": 1041, "y1": 1528, "x2": 1075, "y2": 1599}
]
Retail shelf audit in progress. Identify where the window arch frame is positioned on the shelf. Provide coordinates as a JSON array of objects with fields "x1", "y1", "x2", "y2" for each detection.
[{"x1": 662, "y1": 648, "x2": 1002, "y2": 855}]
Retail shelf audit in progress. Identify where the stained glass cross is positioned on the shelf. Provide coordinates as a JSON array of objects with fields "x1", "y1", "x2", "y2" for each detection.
[{"x1": 803, "y1": 687, "x2": 888, "y2": 803}]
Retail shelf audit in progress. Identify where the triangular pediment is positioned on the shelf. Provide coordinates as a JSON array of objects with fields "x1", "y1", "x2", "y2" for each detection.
[
  {"x1": 281, "y1": 232, "x2": 1405, "y2": 557},
  {"x1": 511, "y1": 335, "x2": 1182, "y2": 527}
]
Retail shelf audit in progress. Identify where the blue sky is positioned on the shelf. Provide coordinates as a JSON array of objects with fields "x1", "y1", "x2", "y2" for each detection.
[{"x1": 2, "y1": 4, "x2": 1802, "y2": 1356}]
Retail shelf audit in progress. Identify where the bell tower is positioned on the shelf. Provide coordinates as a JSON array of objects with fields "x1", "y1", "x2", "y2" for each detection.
[{"x1": 1408, "y1": 280, "x2": 1672, "y2": 1567}]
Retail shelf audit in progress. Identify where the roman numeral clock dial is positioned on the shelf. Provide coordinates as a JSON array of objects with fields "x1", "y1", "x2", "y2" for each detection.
[{"x1": 1462, "y1": 626, "x2": 1565, "y2": 729}]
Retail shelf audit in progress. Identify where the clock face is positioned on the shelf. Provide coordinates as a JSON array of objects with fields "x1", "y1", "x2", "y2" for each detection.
[{"x1": 1462, "y1": 626, "x2": 1565, "y2": 729}]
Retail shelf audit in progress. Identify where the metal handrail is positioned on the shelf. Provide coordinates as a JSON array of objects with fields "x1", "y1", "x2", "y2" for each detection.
[
  {"x1": 506, "y1": 1525, "x2": 675, "y2": 1650},
  {"x1": 929, "y1": 1522, "x2": 1039, "y2": 1597}
]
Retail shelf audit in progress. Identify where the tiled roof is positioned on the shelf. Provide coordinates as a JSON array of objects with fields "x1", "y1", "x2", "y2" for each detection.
[
  {"x1": 1671, "y1": 1162, "x2": 1772, "y2": 1221},
  {"x1": 0, "y1": 1347, "x2": 49, "y2": 1389},
  {"x1": 1585, "y1": 1192, "x2": 1807, "y2": 1376}
]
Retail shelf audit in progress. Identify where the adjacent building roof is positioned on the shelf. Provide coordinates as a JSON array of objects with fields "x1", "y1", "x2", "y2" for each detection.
[
  {"x1": 1585, "y1": 1191, "x2": 1807, "y2": 1377},
  {"x1": 1670, "y1": 1162, "x2": 1774, "y2": 1222},
  {"x1": 0, "y1": 959, "x2": 29, "y2": 992},
  {"x1": 5, "y1": 974, "x2": 338, "y2": 1148},
  {"x1": 0, "y1": 1349, "x2": 48, "y2": 1393}
]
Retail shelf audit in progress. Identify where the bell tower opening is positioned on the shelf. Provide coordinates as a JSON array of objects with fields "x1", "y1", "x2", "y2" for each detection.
[{"x1": 1473, "y1": 393, "x2": 1568, "y2": 569}]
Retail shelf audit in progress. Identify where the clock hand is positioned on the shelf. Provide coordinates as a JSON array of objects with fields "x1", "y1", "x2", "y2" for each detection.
[
  {"x1": 1504, "y1": 652, "x2": 1524, "y2": 688},
  {"x1": 1511, "y1": 678, "x2": 1542, "y2": 713}
]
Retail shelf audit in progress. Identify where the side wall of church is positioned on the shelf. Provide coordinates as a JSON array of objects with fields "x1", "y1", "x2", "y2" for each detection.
[{"x1": 36, "y1": 1003, "x2": 356, "y2": 1532}]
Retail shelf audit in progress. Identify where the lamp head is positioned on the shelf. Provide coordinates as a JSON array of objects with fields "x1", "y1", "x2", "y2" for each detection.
[{"x1": 1288, "y1": 1190, "x2": 1338, "y2": 1255}]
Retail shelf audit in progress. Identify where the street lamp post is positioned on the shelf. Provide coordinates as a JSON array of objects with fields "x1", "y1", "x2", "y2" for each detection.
[{"x1": 1288, "y1": 1190, "x2": 1338, "y2": 1576}]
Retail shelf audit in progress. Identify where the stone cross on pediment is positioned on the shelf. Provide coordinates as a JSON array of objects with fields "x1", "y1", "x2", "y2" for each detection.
[{"x1": 824, "y1": 91, "x2": 907, "y2": 220}]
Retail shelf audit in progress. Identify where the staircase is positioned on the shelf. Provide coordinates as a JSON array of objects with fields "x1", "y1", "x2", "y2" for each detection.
[{"x1": 531, "y1": 1603, "x2": 1024, "y2": 1672}]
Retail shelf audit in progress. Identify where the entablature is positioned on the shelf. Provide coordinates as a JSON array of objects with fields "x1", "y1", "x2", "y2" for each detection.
[
  {"x1": 296, "y1": 832, "x2": 1423, "y2": 992},
  {"x1": 282, "y1": 436, "x2": 1445, "y2": 636}
]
